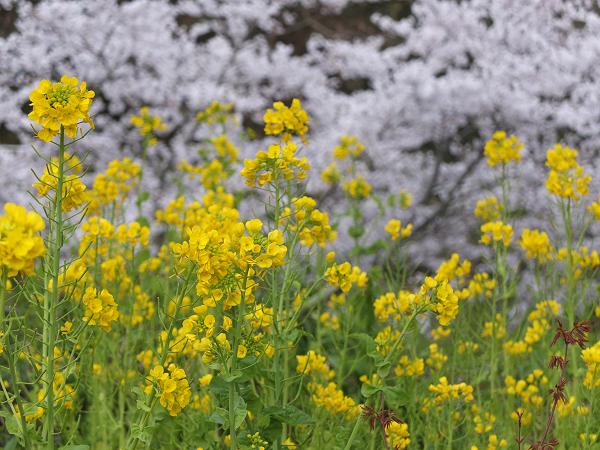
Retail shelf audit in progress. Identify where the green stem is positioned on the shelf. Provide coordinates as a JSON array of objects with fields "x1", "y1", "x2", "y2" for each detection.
[{"x1": 43, "y1": 126, "x2": 66, "y2": 450}]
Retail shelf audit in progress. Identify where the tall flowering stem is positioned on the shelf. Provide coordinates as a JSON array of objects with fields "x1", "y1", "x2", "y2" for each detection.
[{"x1": 41, "y1": 125, "x2": 66, "y2": 449}]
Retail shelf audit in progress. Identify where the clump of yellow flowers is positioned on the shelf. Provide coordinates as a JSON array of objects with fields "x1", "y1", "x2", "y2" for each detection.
[
  {"x1": 545, "y1": 144, "x2": 591, "y2": 201},
  {"x1": 131, "y1": 106, "x2": 166, "y2": 146},
  {"x1": 145, "y1": 364, "x2": 192, "y2": 416},
  {"x1": 29, "y1": 75, "x2": 95, "y2": 141},
  {"x1": 0, "y1": 203, "x2": 45, "y2": 276},
  {"x1": 483, "y1": 131, "x2": 523, "y2": 166}
]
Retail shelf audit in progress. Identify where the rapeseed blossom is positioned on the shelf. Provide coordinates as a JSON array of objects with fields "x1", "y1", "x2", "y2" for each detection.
[
  {"x1": 29, "y1": 75, "x2": 95, "y2": 141},
  {"x1": 0, "y1": 203, "x2": 45, "y2": 276}
]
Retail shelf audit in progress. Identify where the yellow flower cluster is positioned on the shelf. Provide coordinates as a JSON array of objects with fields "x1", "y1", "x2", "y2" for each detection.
[
  {"x1": 480, "y1": 221, "x2": 513, "y2": 247},
  {"x1": 471, "y1": 435, "x2": 508, "y2": 450},
  {"x1": 556, "y1": 246, "x2": 600, "y2": 279},
  {"x1": 130, "y1": 106, "x2": 166, "y2": 145},
  {"x1": 333, "y1": 135, "x2": 365, "y2": 160},
  {"x1": 296, "y1": 351, "x2": 335, "y2": 381},
  {"x1": 384, "y1": 219, "x2": 413, "y2": 241},
  {"x1": 426, "y1": 343, "x2": 447, "y2": 371},
  {"x1": 394, "y1": 355, "x2": 425, "y2": 377},
  {"x1": 145, "y1": 364, "x2": 191, "y2": 416},
  {"x1": 0, "y1": 203, "x2": 45, "y2": 276},
  {"x1": 29, "y1": 75, "x2": 95, "y2": 141},
  {"x1": 196, "y1": 101, "x2": 234, "y2": 124},
  {"x1": 436, "y1": 253, "x2": 471, "y2": 283},
  {"x1": 325, "y1": 261, "x2": 368, "y2": 293},
  {"x1": 81, "y1": 287, "x2": 119, "y2": 331},
  {"x1": 483, "y1": 131, "x2": 523, "y2": 167},
  {"x1": 387, "y1": 421, "x2": 410, "y2": 449},
  {"x1": 423, "y1": 377, "x2": 473, "y2": 412},
  {"x1": 121, "y1": 285, "x2": 155, "y2": 326},
  {"x1": 87, "y1": 158, "x2": 141, "y2": 212},
  {"x1": 418, "y1": 277, "x2": 459, "y2": 326},
  {"x1": 116, "y1": 221, "x2": 150, "y2": 247},
  {"x1": 588, "y1": 194, "x2": 600, "y2": 220},
  {"x1": 582, "y1": 340, "x2": 600, "y2": 388},
  {"x1": 505, "y1": 369, "x2": 548, "y2": 407},
  {"x1": 504, "y1": 300, "x2": 560, "y2": 355},
  {"x1": 474, "y1": 196, "x2": 503, "y2": 222},
  {"x1": 482, "y1": 314, "x2": 506, "y2": 340},
  {"x1": 284, "y1": 196, "x2": 337, "y2": 247},
  {"x1": 519, "y1": 228, "x2": 553, "y2": 262},
  {"x1": 373, "y1": 290, "x2": 414, "y2": 323},
  {"x1": 241, "y1": 142, "x2": 310, "y2": 187},
  {"x1": 263, "y1": 98, "x2": 309, "y2": 142},
  {"x1": 545, "y1": 144, "x2": 591, "y2": 201},
  {"x1": 33, "y1": 152, "x2": 87, "y2": 212},
  {"x1": 343, "y1": 175, "x2": 372, "y2": 199},
  {"x1": 308, "y1": 382, "x2": 359, "y2": 419},
  {"x1": 467, "y1": 273, "x2": 496, "y2": 299},
  {"x1": 473, "y1": 411, "x2": 495, "y2": 434}
]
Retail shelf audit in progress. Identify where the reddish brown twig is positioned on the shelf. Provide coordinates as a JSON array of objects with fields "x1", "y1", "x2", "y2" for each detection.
[{"x1": 529, "y1": 319, "x2": 591, "y2": 449}]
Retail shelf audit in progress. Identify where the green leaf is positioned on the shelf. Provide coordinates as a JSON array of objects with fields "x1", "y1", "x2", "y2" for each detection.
[
  {"x1": 208, "y1": 407, "x2": 228, "y2": 426},
  {"x1": 233, "y1": 396, "x2": 247, "y2": 430},
  {"x1": 360, "y1": 383, "x2": 383, "y2": 399},
  {"x1": 376, "y1": 360, "x2": 391, "y2": 379},
  {"x1": 381, "y1": 385, "x2": 408, "y2": 407},
  {"x1": 4, "y1": 416, "x2": 22, "y2": 438},
  {"x1": 136, "y1": 400, "x2": 151, "y2": 412},
  {"x1": 222, "y1": 370, "x2": 243, "y2": 383},
  {"x1": 3, "y1": 437, "x2": 17, "y2": 450},
  {"x1": 59, "y1": 446, "x2": 90, "y2": 450},
  {"x1": 265, "y1": 405, "x2": 314, "y2": 425}
]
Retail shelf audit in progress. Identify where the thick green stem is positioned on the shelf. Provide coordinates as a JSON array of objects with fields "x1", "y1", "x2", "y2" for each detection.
[{"x1": 43, "y1": 126, "x2": 66, "y2": 450}]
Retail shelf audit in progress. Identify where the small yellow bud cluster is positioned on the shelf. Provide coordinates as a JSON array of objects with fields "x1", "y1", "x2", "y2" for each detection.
[{"x1": 474, "y1": 196, "x2": 503, "y2": 222}]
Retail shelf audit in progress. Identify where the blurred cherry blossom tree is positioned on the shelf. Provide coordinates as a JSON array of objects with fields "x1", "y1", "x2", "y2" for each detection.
[{"x1": 1, "y1": 0, "x2": 599, "y2": 265}]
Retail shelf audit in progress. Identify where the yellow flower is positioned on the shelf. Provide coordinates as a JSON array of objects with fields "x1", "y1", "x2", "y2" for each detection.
[
  {"x1": 325, "y1": 262, "x2": 368, "y2": 293},
  {"x1": 130, "y1": 106, "x2": 166, "y2": 145},
  {"x1": 29, "y1": 75, "x2": 95, "y2": 141},
  {"x1": 387, "y1": 421, "x2": 410, "y2": 449},
  {"x1": 296, "y1": 351, "x2": 335, "y2": 381},
  {"x1": 483, "y1": 131, "x2": 523, "y2": 167},
  {"x1": 145, "y1": 364, "x2": 191, "y2": 416},
  {"x1": 0, "y1": 203, "x2": 46, "y2": 276},
  {"x1": 480, "y1": 221, "x2": 513, "y2": 247},
  {"x1": 263, "y1": 98, "x2": 309, "y2": 142},
  {"x1": 33, "y1": 152, "x2": 87, "y2": 212},
  {"x1": 384, "y1": 219, "x2": 413, "y2": 241},
  {"x1": 333, "y1": 135, "x2": 365, "y2": 160},
  {"x1": 343, "y1": 176, "x2": 371, "y2": 199},
  {"x1": 474, "y1": 196, "x2": 503, "y2": 222},
  {"x1": 545, "y1": 144, "x2": 591, "y2": 201},
  {"x1": 81, "y1": 287, "x2": 119, "y2": 331},
  {"x1": 196, "y1": 100, "x2": 234, "y2": 124},
  {"x1": 519, "y1": 229, "x2": 553, "y2": 262}
]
